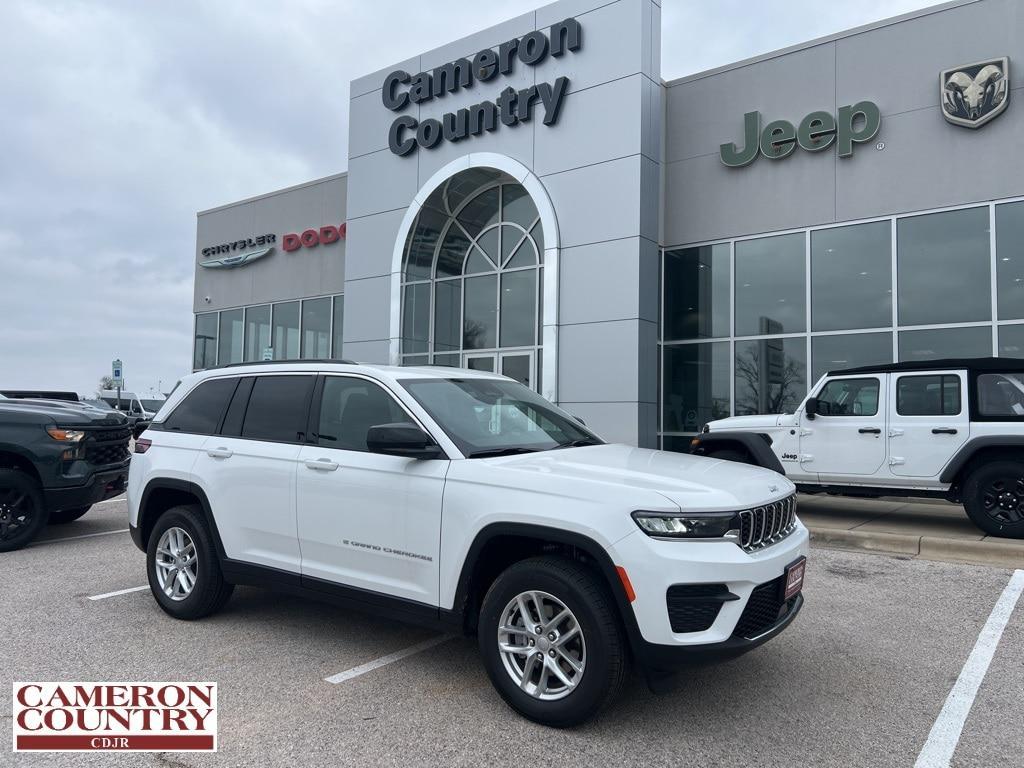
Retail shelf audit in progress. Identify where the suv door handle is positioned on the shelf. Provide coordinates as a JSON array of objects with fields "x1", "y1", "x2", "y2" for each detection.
[
  {"x1": 305, "y1": 458, "x2": 339, "y2": 472},
  {"x1": 206, "y1": 447, "x2": 233, "y2": 459},
  {"x1": 932, "y1": 428, "x2": 958, "y2": 435},
  {"x1": 858, "y1": 427, "x2": 882, "y2": 434}
]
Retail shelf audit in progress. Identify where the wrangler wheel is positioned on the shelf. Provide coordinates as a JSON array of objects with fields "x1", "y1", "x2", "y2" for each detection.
[{"x1": 964, "y1": 461, "x2": 1024, "y2": 538}]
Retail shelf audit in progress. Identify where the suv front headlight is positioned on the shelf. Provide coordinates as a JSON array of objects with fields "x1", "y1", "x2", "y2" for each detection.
[{"x1": 631, "y1": 510, "x2": 737, "y2": 539}]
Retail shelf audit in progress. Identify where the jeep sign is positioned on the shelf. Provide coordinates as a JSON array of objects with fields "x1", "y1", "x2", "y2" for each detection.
[{"x1": 720, "y1": 101, "x2": 881, "y2": 167}]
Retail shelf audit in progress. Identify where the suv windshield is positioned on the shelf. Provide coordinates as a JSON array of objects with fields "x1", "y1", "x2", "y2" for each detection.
[{"x1": 400, "y1": 378, "x2": 602, "y2": 457}]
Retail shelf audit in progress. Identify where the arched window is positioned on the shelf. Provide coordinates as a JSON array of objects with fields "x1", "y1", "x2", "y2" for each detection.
[{"x1": 400, "y1": 168, "x2": 544, "y2": 390}]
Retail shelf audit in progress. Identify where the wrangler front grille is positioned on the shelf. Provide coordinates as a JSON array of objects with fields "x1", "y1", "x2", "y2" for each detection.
[{"x1": 738, "y1": 495, "x2": 797, "y2": 552}]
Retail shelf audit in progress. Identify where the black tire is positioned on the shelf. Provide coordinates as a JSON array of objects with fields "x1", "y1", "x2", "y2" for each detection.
[
  {"x1": 47, "y1": 505, "x2": 92, "y2": 525},
  {"x1": 0, "y1": 469, "x2": 48, "y2": 552},
  {"x1": 146, "y1": 505, "x2": 233, "y2": 619},
  {"x1": 478, "y1": 556, "x2": 629, "y2": 727},
  {"x1": 708, "y1": 449, "x2": 750, "y2": 464},
  {"x1": 963, "y1": 461, "x2": 1024, "y2": 538}
]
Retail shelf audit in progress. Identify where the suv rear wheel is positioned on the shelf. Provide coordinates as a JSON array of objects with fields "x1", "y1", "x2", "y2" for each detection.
[
  {"x1": 147, "y1": 505, "x2": 234, "y2": 619},
  {"x1": 963, "y1": 460, "x2": 1024, "y2": 538},
  {"x1": 478, "y1": 556, "x2": 629, "y2": 727},
  {"x1": 0, "y1": 469, "x2": 47, "y2": 552}
]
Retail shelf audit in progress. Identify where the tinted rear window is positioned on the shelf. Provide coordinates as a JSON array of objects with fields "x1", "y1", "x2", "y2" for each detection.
[
  {"x1": 240, "y1": 375, "x2": 314, "y2": 443},
  {"x1": 164, "y1": 378, "x2": 238, "y2": 434},
  {"x1": 896, "y1": 374, "x2": 961, "y2": 416}
]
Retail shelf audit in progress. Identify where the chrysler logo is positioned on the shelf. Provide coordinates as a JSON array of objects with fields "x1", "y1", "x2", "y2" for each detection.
[
  {"x1": 941, "y1": 57, "x2": 1010, "y2": 128},
  {"x1": 198, "y1": 246, "x2": 273, "y2": 269}
]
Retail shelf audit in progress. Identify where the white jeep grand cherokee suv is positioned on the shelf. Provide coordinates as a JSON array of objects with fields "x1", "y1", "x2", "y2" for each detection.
[{"x1": 128, "y1": 361, "x2": 808, "y2": 726}]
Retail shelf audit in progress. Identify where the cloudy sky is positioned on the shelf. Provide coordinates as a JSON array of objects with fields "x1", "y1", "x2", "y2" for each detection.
[{"x1": 0, "y1": 0, "x2": 941, "y2": 397}]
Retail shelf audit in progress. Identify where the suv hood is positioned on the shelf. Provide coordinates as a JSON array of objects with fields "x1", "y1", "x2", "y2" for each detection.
[
  {"x1": 707, "y1": 414, "x2": 793, "y2": 430},
  {"x1": 484, "y1": 444, "x2": 793, "y2": 511}
]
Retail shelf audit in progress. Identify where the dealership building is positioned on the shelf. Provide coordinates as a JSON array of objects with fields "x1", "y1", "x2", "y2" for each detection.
[{"x1": 193, "y1": 0, "x2": 1024, "y2": 448}]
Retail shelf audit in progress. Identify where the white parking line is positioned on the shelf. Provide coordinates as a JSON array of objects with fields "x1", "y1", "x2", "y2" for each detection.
[
  {"x1": 324, "y1": 635, "x2": 455, "y2": 685},
  {"x1": 31, "y1": 528, "x2": 129, "y2": 546},
  {"x1": 914, "y1": 569, "x2": 1024, "y2": 768},
  {"x1": 88, "y1": 585, "x2": 149, "y2": 601}
]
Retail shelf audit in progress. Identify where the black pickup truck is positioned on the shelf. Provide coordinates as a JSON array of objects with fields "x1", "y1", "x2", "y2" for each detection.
[{"x1": 0, "y1": 394, "x2": 131, "y2": 551}]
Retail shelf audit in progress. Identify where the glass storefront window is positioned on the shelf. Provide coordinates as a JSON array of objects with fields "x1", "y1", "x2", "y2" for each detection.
[
  {"x1": 998, "y1": 324, "x2": 1024, "y2": 358},
  {"x1": 244, "y1": 305, "x2": 271, "y2": 362},
  {"x1": 332, "y1": 295, "x2": 344, "y2": 358},
  {"x1": 194, "y1": 312, "x2": 218, "y2": 370},
  {"x1": 897, "y1": 207, "x2": 991, "y2": 326},
  {"x1": 898, "y1": 326, "x2": 991, "y2": 362},
  {"x1": 301, "y1": 298, "x2": 331, "y2": 359},
  {"x1": 734, "y1": 337, "x2": 807, "y2": 415},
  {"x1": 735, "y1": 233, "x2": 805, "y2": 336},
  {"x1": 218, "y1": 309, "x2": 243, "y2": 366},
  {"x1": 996, "y1": 201, "x2": 1024, "y2": 320},
  {"x1": 811, "y1": 222, "x2": 892, "y2": 331},
  {"x1": 662, "y1": 343, "x2": 730, "y2": 433},
  {"x1": 664, "y1": 244, "x2": 730, "y2": 340},
  {"x1": 272, "y1": 301, "x2": 300, "y2": 360},
  {"x1": 499, "y1": 271, "x2": 536, "y2": 347},
  {"x1": 463, "y1": 274, "x2": 497, "y2": 349},
  {"x1": 811, "y1": 332, "x2": 893, "y2": 381}
]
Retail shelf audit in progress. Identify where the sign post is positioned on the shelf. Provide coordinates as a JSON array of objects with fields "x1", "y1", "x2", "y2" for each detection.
[{"x1": 112, "y1": 359, "x2": 124, "y2": 411}]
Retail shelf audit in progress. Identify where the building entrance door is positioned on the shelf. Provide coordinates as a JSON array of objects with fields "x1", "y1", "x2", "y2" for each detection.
[{"x1": 461, "y1": 351, "x2": 535, "y2": 389}]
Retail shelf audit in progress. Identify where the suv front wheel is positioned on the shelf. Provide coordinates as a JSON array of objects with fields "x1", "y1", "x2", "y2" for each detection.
[
  {"x1": 963, "y1": 460, "x2": 1024, "y2": 538},
  {"x1": 478, "y1": 557, "x2": 629, "y2": 727},
  {"x1": 147, "y1": 505, "x2": 234, "y2": 619}
]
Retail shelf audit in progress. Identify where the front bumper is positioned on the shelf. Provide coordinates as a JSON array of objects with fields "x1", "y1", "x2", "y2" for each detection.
[
  {"x1": 635, "y1": 593, "x2": 803, "y2": 672},
  {"x1": 609, "y1": 519, "x2": 810, "y2": 665},
  {"x1": 43, "y1": 464, "x2": 129, "y2": 512}
]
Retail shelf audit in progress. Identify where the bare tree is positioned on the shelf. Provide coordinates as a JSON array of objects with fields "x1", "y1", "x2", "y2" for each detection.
[
  {"x1": 97, "y1": 376, "x2": 115, "y2": 396},
  {"x1": 735, "y1": 345, "x2": 805, "y2": 415}
]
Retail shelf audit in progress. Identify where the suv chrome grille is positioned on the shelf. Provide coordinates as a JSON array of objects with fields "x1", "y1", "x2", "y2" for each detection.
[{"x1": 738, "y1": 495, "x2": 797, "y2": 552}]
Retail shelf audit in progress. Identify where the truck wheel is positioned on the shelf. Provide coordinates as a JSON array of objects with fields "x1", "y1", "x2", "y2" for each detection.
[
  {"x1": 48, "y1": 505, "x2": 92, "y2": 525},
  {"x1": 146, "y1": 505, "x2": 233, "y2": 619},
  {"x1": 478, "y1": 556, "x2": 629, "y2": 727},
  {"x1": 708, "y1": 449, "x2": 750, "y2": 464},
  {"x1": 0, "y1": 469, "x2": 48, "y2": 552},
  {"x1": 963, "y1": 461, "x2": 1024, "y2": 538}
]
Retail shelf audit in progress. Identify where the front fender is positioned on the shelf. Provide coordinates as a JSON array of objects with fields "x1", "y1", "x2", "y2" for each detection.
[{"x1": 688, "y1": 431, "x2": 786, "y2": 475}]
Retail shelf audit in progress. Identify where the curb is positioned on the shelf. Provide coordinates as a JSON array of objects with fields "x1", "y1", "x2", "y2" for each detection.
[{"x1": 808, "y1": 526, "x2": 1024, "y2": 569}]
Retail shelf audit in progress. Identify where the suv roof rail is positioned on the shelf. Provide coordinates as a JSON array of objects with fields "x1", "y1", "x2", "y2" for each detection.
[{"x1": 213, "y1": 358, "x2": 358, "y2": 370}]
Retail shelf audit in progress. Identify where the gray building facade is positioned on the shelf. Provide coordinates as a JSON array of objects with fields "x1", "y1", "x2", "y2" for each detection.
[{"x1": 193, "y1": 0, "x2": 1024, "y2": 449}]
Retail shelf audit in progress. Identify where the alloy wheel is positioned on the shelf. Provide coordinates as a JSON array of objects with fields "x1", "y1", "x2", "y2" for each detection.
[
  {"x1": 154, "y1": 527, "x2": 198, "y2": 601},
  {"x1": 497, "y1": 590, "x2": 586, "y2": 701},
  {"x1": 981, "y1": 476, "x2": 1024, "y2": 524},
  {"x1": 0, "y1": 487, "x2": 33, "y2": 542}
]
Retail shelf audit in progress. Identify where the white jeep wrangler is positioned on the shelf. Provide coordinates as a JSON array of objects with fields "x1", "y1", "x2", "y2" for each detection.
[{"x1": 690, "y1": 358, "x2": 1024, "y2": 539}]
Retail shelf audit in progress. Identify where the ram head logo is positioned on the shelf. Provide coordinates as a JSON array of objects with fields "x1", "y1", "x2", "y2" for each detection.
[{"x1": 941, "y1": 58, "x2": 1010, "y2": 128}]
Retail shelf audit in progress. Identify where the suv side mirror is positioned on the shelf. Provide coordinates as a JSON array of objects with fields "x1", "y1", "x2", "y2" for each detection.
[
  {"x1": 366, "y1": 423, "x2": 444, "y2": 460},
  {"x1": 805, "y1": 397, "x2": 818, "y2": 419}
]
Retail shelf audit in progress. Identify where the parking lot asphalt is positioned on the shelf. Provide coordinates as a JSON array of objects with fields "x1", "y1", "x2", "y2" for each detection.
[{"x1": 2, "y1": 498, "x2": 1023, "y2": 768}]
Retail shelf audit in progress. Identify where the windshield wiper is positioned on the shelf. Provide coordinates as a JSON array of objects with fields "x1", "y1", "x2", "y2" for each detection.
[
  {"x1": 467, "y1": 447, "x2": 540, "y2": 459},
  {"x1": 551, "y1": 438, "x2": 603, "y2": 450}
]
